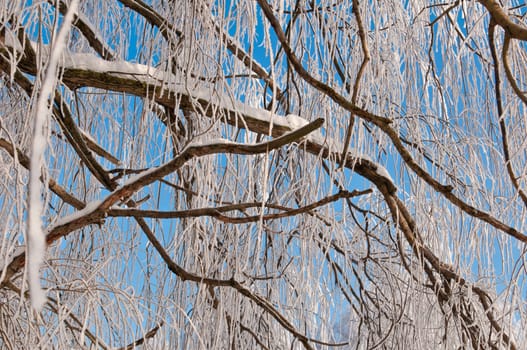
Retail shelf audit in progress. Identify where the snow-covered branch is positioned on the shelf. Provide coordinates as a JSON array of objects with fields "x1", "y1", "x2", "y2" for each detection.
[{"x1": 0, "y1": 36, "x2": 397, "y2": 193}]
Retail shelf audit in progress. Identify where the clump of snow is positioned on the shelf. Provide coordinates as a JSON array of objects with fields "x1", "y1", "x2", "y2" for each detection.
[
  {"x1": 285, "y1": 114, "x2": 309, "y2": 129},
  {"x1": 27, "y1": 0, "x2": 79, "y2": 312},
  {"x1": 49, "y1": 200, "x2": 102, "y2": 229},
  {"x1": 63, "y1": 52, "x2": 154, "y2": 76},
  {"x1": 186, "y1": 136, "x2": 235, "y2": 148},
  {"x1": 374, "y1": 164, "x2": 393, "y2": 184}
]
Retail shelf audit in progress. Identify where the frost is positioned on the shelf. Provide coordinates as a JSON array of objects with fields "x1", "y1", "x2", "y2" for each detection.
[{"x1": 27, "y1": 0, "x2": 79, "y2": 312}]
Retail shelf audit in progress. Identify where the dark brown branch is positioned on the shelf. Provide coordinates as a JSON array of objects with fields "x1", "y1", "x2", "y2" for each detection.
[
  {"x1": 489, "y1": 24, "x2": 527, "y2": 208},
  {"x1": 117, "y1": 322, "x2": 164, "y2": 350},
  {"x1": 117, "y1": 0, "x2": 182, "y2": 41},
  {"x1": 502, "y1": 34, "x2": 527, "y2": 106},
  {"x1": 78, "y1": 130, "x2": 121, "y2": 166},
  {"x1": 107, "y1": 189, "x2": 371, "y2": 223},
  {"x1": 478, "y1": 0, "x2": 527, "y2": 40}
]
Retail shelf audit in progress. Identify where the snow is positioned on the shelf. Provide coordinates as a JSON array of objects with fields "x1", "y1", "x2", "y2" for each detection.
[
  {"x1": 374, "y1": 164, "x2": 394, "y2": 184},
  {"x1": 78, "y1": 128, "x2": 96, "y2": 143},
  {"x1": 49, "y1": 200, "x2": 102, "y2": 229},
  {"x1": 63, "y1": 52, "x2": 154, "y2": 76},
  {"x1": 285, "y1": 114, "x2": 309, "y2": 129},
  {"x1": 27, "y1": 0, "x2": 79, "y2": 312},
  {"x1": 121, "y1": 166, "x2": 159, "y2": 187},
  {"x1": 186, "y1": 137, "x2": 235, "y2": 149}
]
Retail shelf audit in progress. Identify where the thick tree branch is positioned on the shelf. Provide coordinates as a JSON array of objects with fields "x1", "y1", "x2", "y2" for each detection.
[
  {"x1": 478, "y1": 0, "x2": 527, "y2": 40},
  {"x1": 488, "y1": 23, "x2": 527, "y2": 208}
]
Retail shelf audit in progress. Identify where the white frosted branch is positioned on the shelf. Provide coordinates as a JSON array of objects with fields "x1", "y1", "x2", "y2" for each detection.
[{"x1": 27, "y1": 0, "x2": 79, "y2": 312}]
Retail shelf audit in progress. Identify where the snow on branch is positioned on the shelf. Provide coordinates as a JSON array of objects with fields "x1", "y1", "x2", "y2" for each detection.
[
  {"x1": 0, "y1": 36, "x2": 396, "y2": 193},
  {"x1": 26, "y1": 0, "x2": 79, "y2": 312},
  {"x1": 56, "y1": 52, "x2": 396, "y2": 192}
]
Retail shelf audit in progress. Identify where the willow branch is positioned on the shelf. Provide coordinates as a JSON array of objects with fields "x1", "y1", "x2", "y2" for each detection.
[
  {"x1": 256, "y1": 0, "x2": 527, "y2": 244},
  {"x1": 489, "y1": 24, "x2": 527, "y2": 208},
  {"x1": 107, "y1": 189, "x2": 370, "y2": 223},
  {"x1": 0, "y1": 119, "x2": 323, "y2": 286}
]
